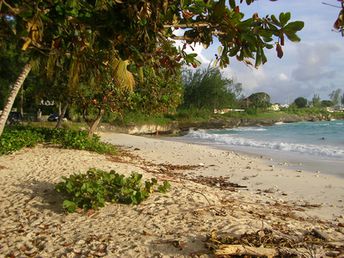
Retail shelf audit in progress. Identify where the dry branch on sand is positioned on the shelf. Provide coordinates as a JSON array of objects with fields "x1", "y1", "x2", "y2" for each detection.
[{"x1": 206, "y1": 228, "x2": 344, "y2": 257}]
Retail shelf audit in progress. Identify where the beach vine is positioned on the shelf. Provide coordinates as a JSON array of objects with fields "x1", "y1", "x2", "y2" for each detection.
[{"x1": 55, "y1": 168, "x2": 171, "y2": 213}]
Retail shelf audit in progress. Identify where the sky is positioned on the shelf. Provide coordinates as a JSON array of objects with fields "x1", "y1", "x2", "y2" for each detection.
[{"x1": 179, "y1": 0, "x2": 344, "y2": 104}]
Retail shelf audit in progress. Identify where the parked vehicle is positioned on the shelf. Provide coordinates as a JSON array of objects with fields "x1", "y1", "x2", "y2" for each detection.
[
  {"x1": 47, "y1": 113, "x2": 59, "y2": 122},
  {"x1": 6, "y1": 112, "x2": 23, "y2": 125}
]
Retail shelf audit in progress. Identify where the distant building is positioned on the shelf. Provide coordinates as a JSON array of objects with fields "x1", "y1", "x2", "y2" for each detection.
[
  {"x1": 279, "y1": 104, "x2": 290, "y2": 109},
  {"x1": 326, "y1": 107, "x2": 334, "y2": 113},
  {"x1": 40, "y1": 100, "x2": 55, "y2": 106},
  {"x1": 333, "y1": 106, "x2": 344, "y2": 112},
  {"x1": 214, "y1": 108, "x2": 245, "y2": 114},
  {"x1": 269, "y1": 104, "x2": 280, "y2": 111}
]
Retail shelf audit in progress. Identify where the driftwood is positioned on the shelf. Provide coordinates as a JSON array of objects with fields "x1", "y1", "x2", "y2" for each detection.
[{"x1": 215, "y1": 244, "x2": 278, "y2": 257}]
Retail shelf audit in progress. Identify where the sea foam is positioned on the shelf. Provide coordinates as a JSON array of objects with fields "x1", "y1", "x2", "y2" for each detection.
[{"x1": 186, "y1": 129, "x2": 344, "y2": 159}]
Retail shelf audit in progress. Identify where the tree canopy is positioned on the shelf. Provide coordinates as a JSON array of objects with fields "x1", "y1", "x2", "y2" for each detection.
[
  {"x1": 1, "y1": 0, "x2": 304, "y2": 72},
  {"x1": 245, "y1": 92, "x2": 271, "y2": 109},
  {"x1": 182, "y1": 67, "x2": 239, "y2": 110},
  {"x1": 329, "y1": 89, "x2": 342, "y2": 106},
  {"x1": 293, "y1": 97, "x2": 308, "y2": 108},
  {"x1": 0, "y1": 0, "x2": 305, "y2": 136}
]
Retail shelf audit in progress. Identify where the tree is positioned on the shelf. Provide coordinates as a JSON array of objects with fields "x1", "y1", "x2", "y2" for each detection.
[
  {"x1": 182, "y1": 67, "x2": 237, "y2": 109},
  {"x1": 231, "y1": 82, "x2": 244, "y2": 100},
  {"x1": 245, "y1": 92, "x2": 271, "y2": 109},
  {"x1": 0, "y1": 40, "x2": 25, "y2": 110},
  {"x1": 329, "y1": 89, "x2": 342, "y2": 106},
  {"x1": 293, "y1": 97, "x2": 308, "y2": 108},
  {"x1": 131, "y1": 67, "x2": 183, "y2": 115},
  {"x1": 321, "y1": 100, "x2": 334, "y2": 107},
  {"x1": 311, "y1": 94, "x2": 321, "y2": 108},
  {"x1": 77, "y1": 81, "x2": 134, "y2": 136},
  {"x1": 0, "y1": 0, "x2": 304, "y2": 136}
]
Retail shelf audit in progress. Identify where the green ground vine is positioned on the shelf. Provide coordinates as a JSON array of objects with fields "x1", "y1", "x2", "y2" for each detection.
[{"x1": 55, "y1": 168, "x2": 171, "y2": 212}]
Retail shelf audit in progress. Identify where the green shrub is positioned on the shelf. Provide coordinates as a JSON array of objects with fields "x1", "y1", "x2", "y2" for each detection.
[
  {"x1": 0, "y1": 128, "x2": 45, "y2": 155},
  {"x1": 0, "y1": 126, "x2": 116, "y2": 155},
  {"x1": 59, "y1": 130, "x2": 116, "y2": 154},
  {"x1": 245, "y1": 107, "x2": 258, "y2": 115},
  {"x1": 173, "y1": 108, "x2": 212, "y2": 122},
  {"x1": 55, "y1": 168, "x2": 171, "y2": 212}
]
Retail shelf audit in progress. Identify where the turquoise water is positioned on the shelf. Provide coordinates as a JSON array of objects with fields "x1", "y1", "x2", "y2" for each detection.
[{"x1": 182, "y1": 120, "x2": 344, "y2": 176}]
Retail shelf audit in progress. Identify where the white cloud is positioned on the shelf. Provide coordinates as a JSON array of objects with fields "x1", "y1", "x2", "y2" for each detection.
[
  {"x1": 278, "y1": 73, "x2": 288, "y2": 81},
  {"x1": 291, "y1": 43, "x2": 340, "y2": 82},
  {"x1": 175, "y1": 1, "x2": 344, "y2": 103}
]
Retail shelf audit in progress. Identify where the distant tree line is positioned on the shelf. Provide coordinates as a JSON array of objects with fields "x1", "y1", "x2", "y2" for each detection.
[{"x1": 293, "y1": 89, "x2": 344, "y2": 109}]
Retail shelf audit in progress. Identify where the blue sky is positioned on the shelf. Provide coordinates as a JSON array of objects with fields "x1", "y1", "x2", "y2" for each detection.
[{"x1": 182, "y1": 1, "x2": 344, "y2": 104}]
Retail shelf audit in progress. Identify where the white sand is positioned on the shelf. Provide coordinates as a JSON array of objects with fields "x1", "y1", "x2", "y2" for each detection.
[{"x1": 0, "y1": 132, "x2": 343, "y2": 257}]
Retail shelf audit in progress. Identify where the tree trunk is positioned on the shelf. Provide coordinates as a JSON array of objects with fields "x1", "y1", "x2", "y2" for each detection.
[
  {"x1": 20, "y1": 87, "x2": 24, "y2": 117},
  {"x1": 58, "y1": 102, "x2": 62, "y2": 116},
  {"x1": 0, "y1": 63, "x2": 32, "y2": 137},
  {"x1": 55, "y1": 103, "x2": 69, "y2": 129},
  {"x1": 88, "y1": 109, "x2": 104, "y2": 137}
]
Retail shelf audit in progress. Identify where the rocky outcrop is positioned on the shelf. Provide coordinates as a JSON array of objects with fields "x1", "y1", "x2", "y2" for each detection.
[
  {"x1": 98, "y1": 113, "x2": 337, "y2": 135},
  {"x1": 98, "y1": 122, "x2": 179, "y2": 135}
]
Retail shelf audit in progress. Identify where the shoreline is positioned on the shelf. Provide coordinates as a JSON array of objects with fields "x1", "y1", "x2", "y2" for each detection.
[
  {"x1": 97, "y1": 115, "x2": 344, "y2": 135},
  {"x1": 167, "y1": 135, "x2": 344, "y2": 178},
  {"x1": 0, "y1": 132, "x2": 343, "y2": 256},
  {"x1": 101, "y1": 133, "x2": 344, "y2": 221}
]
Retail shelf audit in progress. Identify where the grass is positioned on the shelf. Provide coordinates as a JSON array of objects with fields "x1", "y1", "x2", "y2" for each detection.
[{"x1": 168, "y1": 108, "x2": 213, "y2": 122}]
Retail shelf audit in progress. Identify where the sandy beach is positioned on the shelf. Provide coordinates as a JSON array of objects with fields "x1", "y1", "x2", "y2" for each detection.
[{"x1": 0, "y1": 132, "x2": 344, "y2": 257}]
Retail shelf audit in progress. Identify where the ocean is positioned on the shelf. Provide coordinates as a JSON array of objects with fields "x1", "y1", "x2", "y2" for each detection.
[{"x1": 180, "y1": 120, "x2": 344, "y2": 176}]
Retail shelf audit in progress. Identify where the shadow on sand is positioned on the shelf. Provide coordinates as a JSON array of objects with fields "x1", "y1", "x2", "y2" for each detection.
[{"x1": 17, "y1": 180, "x2": 66, "y2": 214}]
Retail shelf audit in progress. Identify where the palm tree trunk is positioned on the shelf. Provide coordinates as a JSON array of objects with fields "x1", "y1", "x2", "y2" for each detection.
[
  {"x1": 20, "y1": 87, "x2": 24, "y2": 117},
  {"x1": 55, "y1": 103, "x2": 69, "y2": 129},
  {"x1": 0, "y1": 63, "x2": 32, "y2": 136}
]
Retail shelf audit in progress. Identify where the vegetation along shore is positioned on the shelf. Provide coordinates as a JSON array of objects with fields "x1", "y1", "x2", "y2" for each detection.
[{"x1": 1, "y1": 1, "x2": 344, "y2": 257}]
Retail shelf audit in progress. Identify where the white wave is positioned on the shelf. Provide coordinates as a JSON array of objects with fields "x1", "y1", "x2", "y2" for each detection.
[
  {"x1": 186, "y1": 129, "x2": 344, "y2": 159},
  {"x1": 229, "y1": 127, "x2": 267, "y2": 132},
  {"x1": 274, "y1": 122, "x2": 285, "y2": 125}
]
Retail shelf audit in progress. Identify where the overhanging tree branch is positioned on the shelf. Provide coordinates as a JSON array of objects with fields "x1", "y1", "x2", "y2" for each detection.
[{"x1": 163, "y1": 22, "x2": 216, "y2": 29}]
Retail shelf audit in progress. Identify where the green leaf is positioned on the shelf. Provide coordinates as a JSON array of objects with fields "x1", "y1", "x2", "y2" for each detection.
[
  {"x1": 285, "y1": 32, "x2": 301, "y2": 42},
  {"x1": 271, "y1": 15, "x2": 281, "y2": 26},
  {"x1": 255, "y1": 50, "x2": 262, "y2": 67},
  {"x1": 265, "y1": 43, "x2": 274, "y2": 50},
  {"x1": 279, "y1": 12, "x2": 291, "y2": 27},
  {"x1": 218, "y1": 46, "x2": 223, "y2": 56},
  {"x1": 158, "y1": 181, "x2": 171, "y2": 193},
  {"x1": 229, "y1": 0, "x2": 236, "y2": 9},
  {"x1": 63, "y1": 200, "x2": 77, "y2": 213},
  {"x1": 66, "y1": 181, "x2": 74, "y2": 192},
  {"x1": 259, "y1": 30, "x2": 273, "y2": 38},
  {"x1": 285, "y1": 21, "x2": 304, "y2": 32}
]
